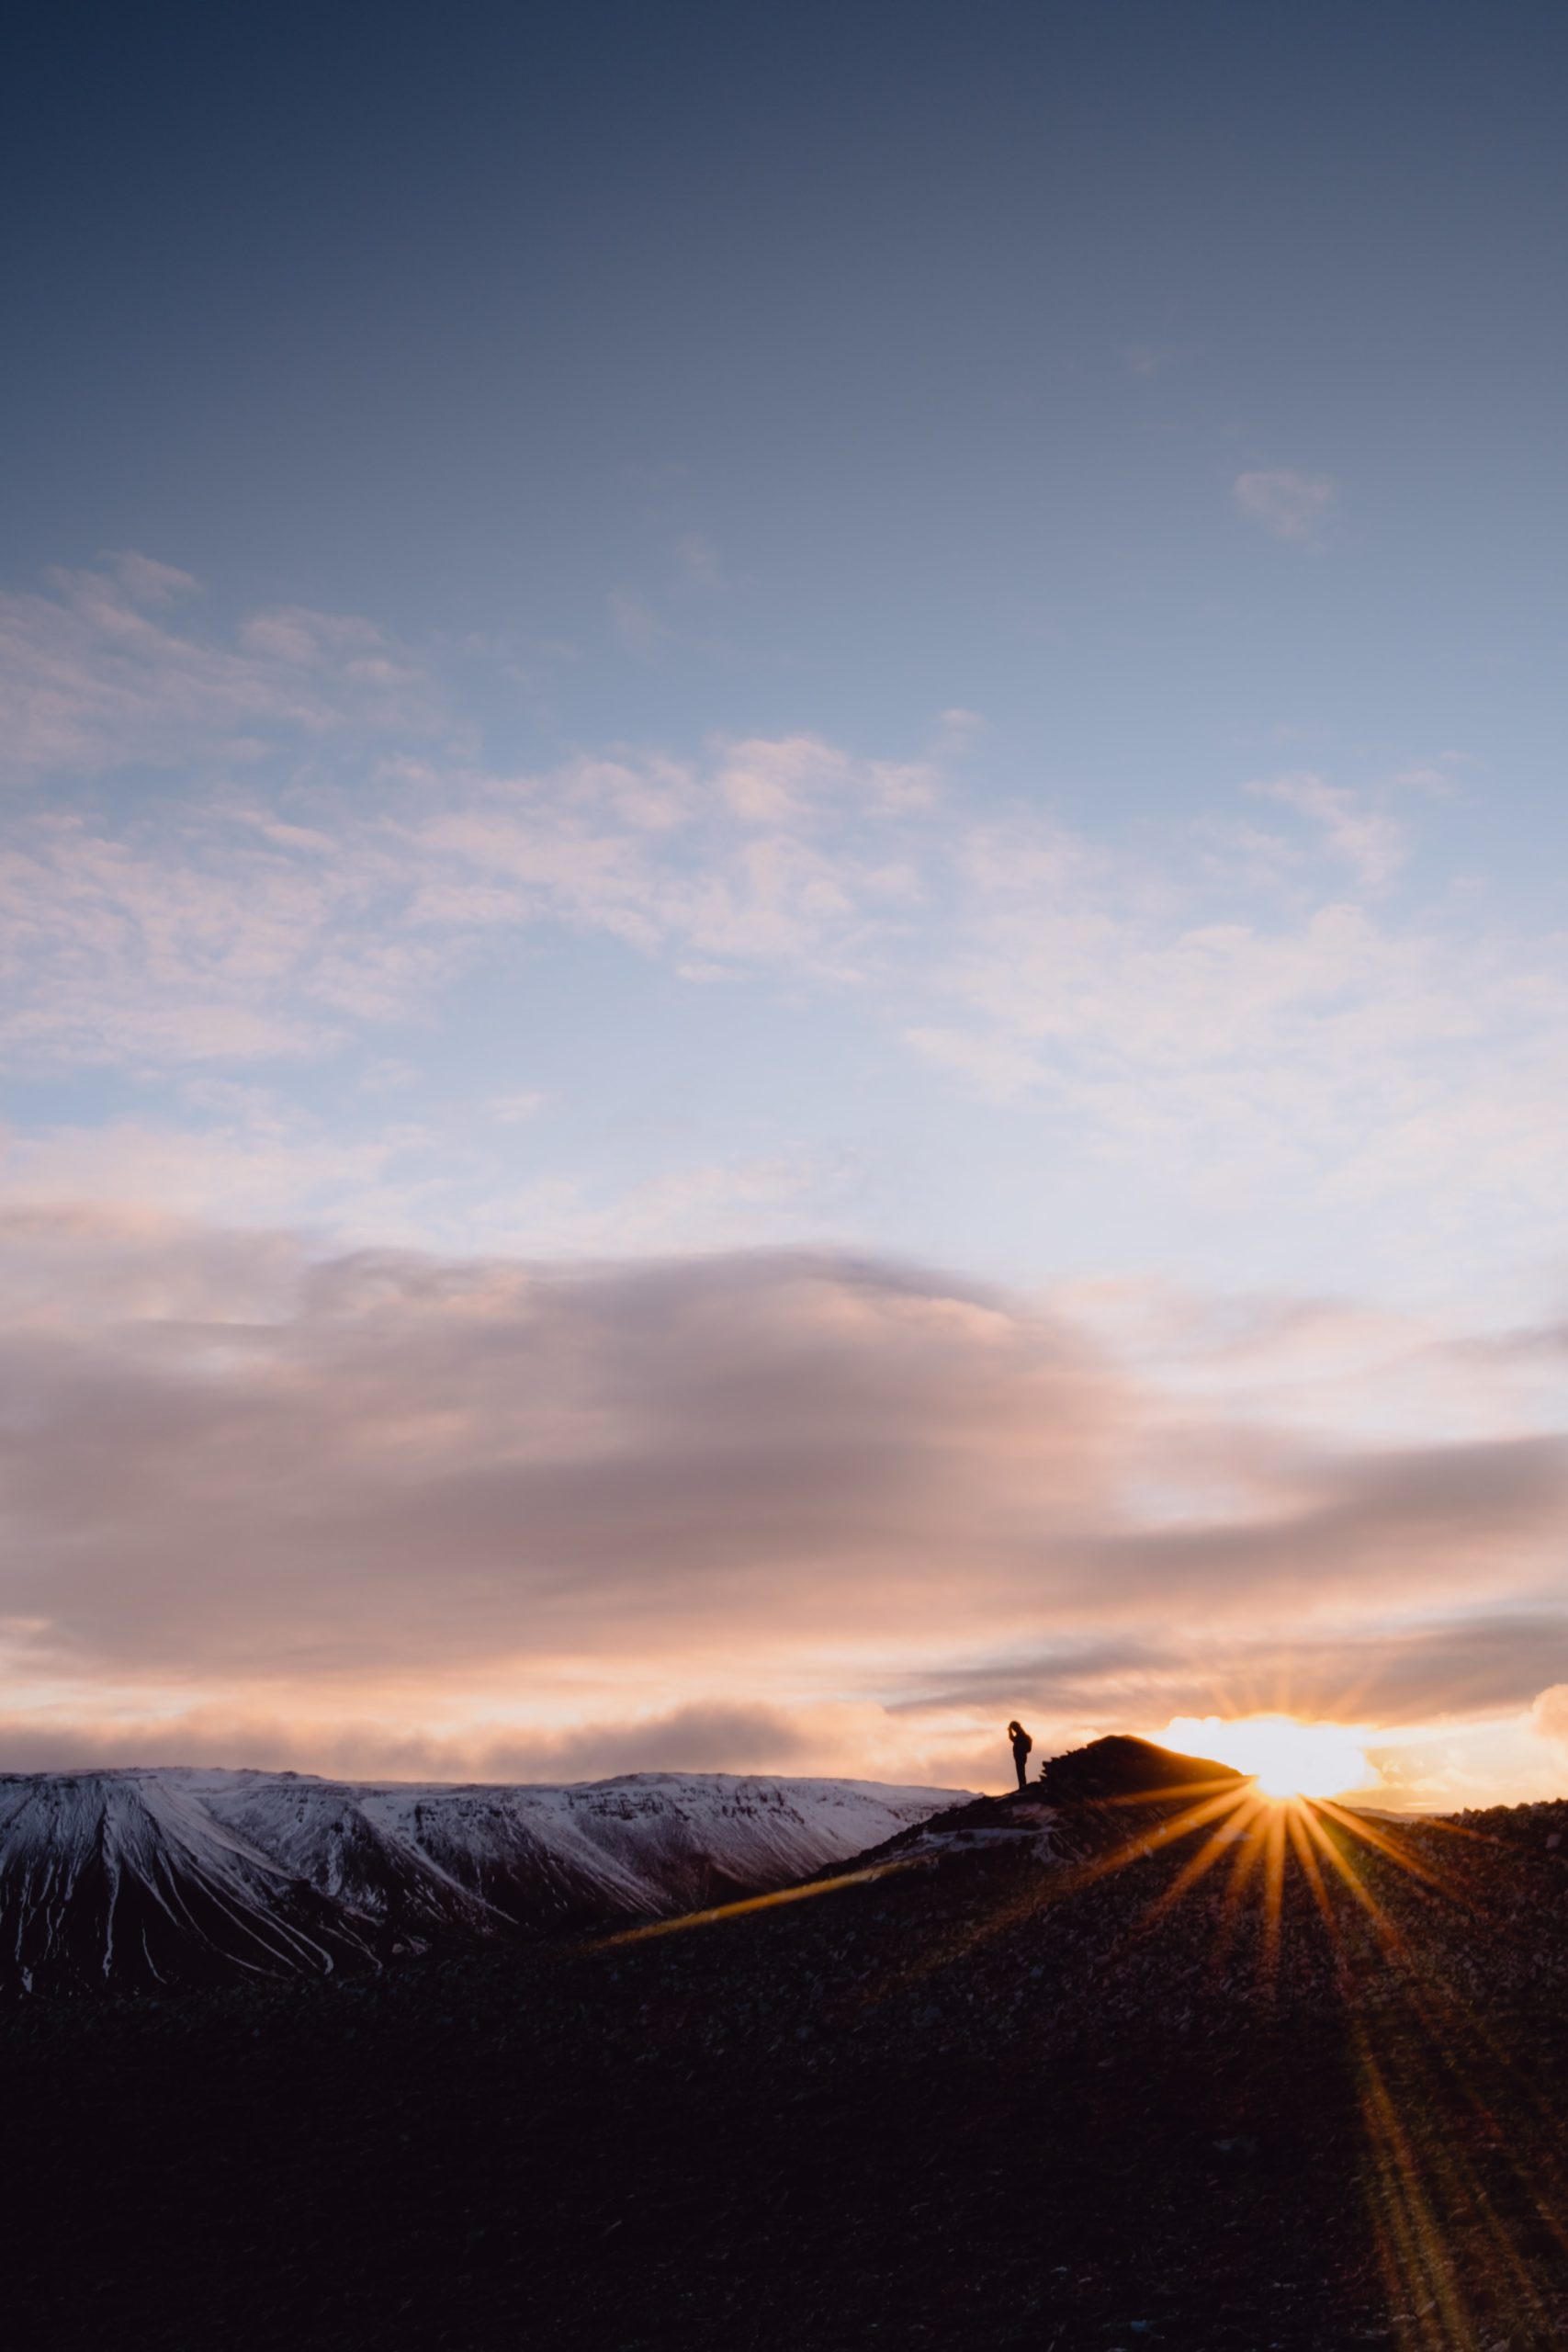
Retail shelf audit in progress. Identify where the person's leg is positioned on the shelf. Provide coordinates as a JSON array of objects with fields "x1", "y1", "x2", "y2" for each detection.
[{"x1": 1014, "y1": 1752, "x2": 1027, "y2": 1792}]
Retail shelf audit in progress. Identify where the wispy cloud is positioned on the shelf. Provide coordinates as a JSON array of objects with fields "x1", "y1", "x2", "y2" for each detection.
[
  {"x1": 0, "y1": 553, "x2": 447, "y2": 784},
  {"x1": 0, "y1": 803, "x2": 459, "y2": 1067},
  {"x1": 464, "y1": 1148, "x2": 840, "y2": 1258},
  {"x1": 1122, "y1": 341, "x2": 1184, "y2": 378},
  {"x1": 486, "y1": 1090, "x2": 547, "y2": 1125},
  {"x1": 904, "y1": 807, "x2": 1568, "y2": 1251},
  {"x1": 0, "y1": 687, "x2": 951, "y2": 1072},
  {"x1": 8, "y1": 552, "x2": 1568, "y2": 1298},
  {"x1": 1247, "y1": 773, "x2": 1405, "y2": 888},
  {"x1": 671, "y1": 533, "x2": 733, "y2": 592},
  {"x1": 1232, "y1": 468, "x2": 1339, "y2": 545},
  {"x1": 0, "y1": 1111, "x2": 432, "y2": 1229},
  {"x1": 606, "y1": 584, "x2": 668, "y2": 660}
]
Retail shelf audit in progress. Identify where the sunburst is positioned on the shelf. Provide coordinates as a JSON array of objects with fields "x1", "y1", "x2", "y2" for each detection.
[
  {"x1": 1068, "y1": 1761, "x2": 1568, "y2": 2347},
  {"x1": 1160, "y1": 1713, "x2": 1372, "y2": 1799},
  {"x1": 585, "y1": 1743, "x2": 1568, "y2": 2347}
]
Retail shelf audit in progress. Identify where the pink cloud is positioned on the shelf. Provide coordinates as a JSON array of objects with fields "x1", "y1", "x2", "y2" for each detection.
[
  {"x1": 0, "y1": 554, "x2": 446, "y2": 784},
  {"x1": 0, "y1": 1700, "x2": 818, "y2": 1781},
  {"x1": 0, "y1": 1219, "x2": 1564, "y2": 1782},
  {"x1": 1247, "y1": 773, "x2": 1405, "y2": 888}
]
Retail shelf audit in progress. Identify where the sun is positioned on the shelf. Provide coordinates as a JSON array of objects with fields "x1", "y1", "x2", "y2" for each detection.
[{"x1": 1160, "y1": 1714, "x2": 1371, "y2": 1802}]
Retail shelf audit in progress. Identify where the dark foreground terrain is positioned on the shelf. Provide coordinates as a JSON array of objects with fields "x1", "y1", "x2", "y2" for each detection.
[{"x1": 5, "y1": 1738, "x2": 1568, "y2": 2352}]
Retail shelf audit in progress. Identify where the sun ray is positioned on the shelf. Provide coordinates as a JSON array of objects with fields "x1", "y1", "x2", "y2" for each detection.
[
  {"x1": 1204, "y1": 1799, "x2": 1271, "y2": 1982},
  {"x1": 1095, "y1": 1773, "x2": 1255, "y2": 1807},
  {"x1": 1358, "y1": 2034, "x2": 1477, "y2": 2352},
  {"x1": 1284, "y1": 1800, "x2": 1337, "y2": 1930},
  {"x1": 1074, "y1": 1781, "x2": 1258, "y2": 1888},
  {"x1": 587, "y1": 1857, "x2": 912, "y2": 1949},
  {"x1": 1297, "y1": 1802, "x2": 1405, "y2": 1953},
  {"x1": 1137, "y1": 1791, "x2": 1266, "y2": 1924},
  {"x1": 1258, "y1": 1796, "x2": 1288, "y2": 1983},
  {"x1": 1315, "y1": 1800, "x2": 1457, "y2": 1898}
]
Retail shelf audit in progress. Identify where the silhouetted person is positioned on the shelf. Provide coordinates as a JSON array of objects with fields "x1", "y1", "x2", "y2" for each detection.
[{"x1": 1008, "y1": 1720, "x2": 1032, "y2": 1792}]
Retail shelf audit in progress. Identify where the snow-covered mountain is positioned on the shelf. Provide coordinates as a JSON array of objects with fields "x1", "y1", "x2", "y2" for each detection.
[{"x1": 0, "y1": 1768, "x2": 961, "y2": 1996}]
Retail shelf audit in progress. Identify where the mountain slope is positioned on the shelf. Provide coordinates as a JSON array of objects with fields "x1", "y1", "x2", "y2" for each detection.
[{"x1": 0, "y1": 1768, "x2": 961, "y2": 1995}]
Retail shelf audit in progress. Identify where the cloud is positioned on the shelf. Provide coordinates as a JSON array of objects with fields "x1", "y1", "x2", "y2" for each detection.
[
  {"x1": 0, "y1": 553, "x2": 446, "y2": 784},
  {"x1": 10, "y1": 551, "x2": 1568, "y2": 1300},
  {"x1": 405, "y1": 738, "x2": 938, "y2": 978},
  {"x1": 0, "y1": 1108, "x2": 847, "y2": 1264},
  {"x1": 712, "y1": 733, "x2": 939, "y2": 824},
  {"x1": 903, "y1": 1023, "x2": 1046, "y2": 1102},
  {"x1": 908, "y1": 806, "x2": 1568, "y2": 1249},
  {"x1": 0, "y1": 714, "x2": 949, "y2": 1072},
  {"x1": 0, "y1": 1229, "x2": 1109, "y2": 1692},
  {"x1": 607, "y1": 585, "x2": 667, "y2": 660},
  {"x1": 671, "y1": 534, "x2": 732, "y2": 592},
  {"x1": 1123, "y1": 342, "x2": 1183, "y2": 378},
  {"x1": 0, "y1": 1701, "x2": 816, "y2": 1781},
  {"x1": 486, "y1": 1091, "x2": 547, "y2": 1125},
  {"x1": 467, "y1": 1150, "x2": 840, "y2": 1258},
  {"x1": 0, "y1": 1112, "x2": 431, "y2": 1230},
  {"x1": 1, "y1": 1219, "x2": 1565, "y2": 1782},
  {"x1": 0, "y1": 804, "x2": 462, "y2": 1068},
  {"x1": 1531, "y1": 1684, "x2": 1568, "y2": 1750},
  {"x1": 1247, "y1": 774, "x2": 1405, "y2": 888},
  {"x1": 1233, "y1": 469, "x2": 1338, "y2": 545}
]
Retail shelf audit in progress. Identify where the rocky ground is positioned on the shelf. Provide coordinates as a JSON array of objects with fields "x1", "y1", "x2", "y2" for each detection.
[{"x1": 4, "y1": 1745, "x2": 1567, "y2": 2350}]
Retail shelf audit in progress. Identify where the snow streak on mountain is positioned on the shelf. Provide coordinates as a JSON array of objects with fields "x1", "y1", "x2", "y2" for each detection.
[{"x1": 0, "y1": 1770, "x2": 961, "y2": 1996}]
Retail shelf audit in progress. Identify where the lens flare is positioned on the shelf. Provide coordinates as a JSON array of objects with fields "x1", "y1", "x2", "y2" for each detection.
[{"x1": 1160, "y1": 1713, "x2": 1372, "y2": 1800}]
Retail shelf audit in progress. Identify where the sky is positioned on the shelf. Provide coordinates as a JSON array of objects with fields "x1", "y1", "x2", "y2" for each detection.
[{"x1": 5, "y1": 0, "x2": 1568, "y2": 1804}]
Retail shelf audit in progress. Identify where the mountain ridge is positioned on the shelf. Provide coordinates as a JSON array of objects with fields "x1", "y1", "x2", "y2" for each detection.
[{"x1": 0, "y1": 1765, "x2": 963, "y2": 1996}]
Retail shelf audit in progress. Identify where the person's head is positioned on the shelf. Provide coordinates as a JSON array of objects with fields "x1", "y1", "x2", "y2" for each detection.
[{"x1": 1007, "y1": 1721, "x2": 1022, "y2": 1739}]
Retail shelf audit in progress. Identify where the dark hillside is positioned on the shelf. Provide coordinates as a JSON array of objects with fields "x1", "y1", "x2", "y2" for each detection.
[{"x1": 4, "y1": 1737, "x2": 1567, "y2": 2349}]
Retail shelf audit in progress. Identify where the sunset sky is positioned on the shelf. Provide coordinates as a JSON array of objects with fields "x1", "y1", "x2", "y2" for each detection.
[{"x1": 6, "y1": 1, "x2": 1568, "y2": 1804}]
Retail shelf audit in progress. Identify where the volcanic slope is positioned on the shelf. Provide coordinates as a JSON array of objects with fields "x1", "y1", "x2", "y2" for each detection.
[
  {"x1": 0, "y1": 1768, "x2": 959, "y2": 1994},
  {"x1": 8, "y1": 1736, "x2": 1568, "y2": 2348}
]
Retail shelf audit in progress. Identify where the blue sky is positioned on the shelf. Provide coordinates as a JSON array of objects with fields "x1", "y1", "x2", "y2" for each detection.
[{"x1": 5, "y1": 2, "x2": 1568, "y2": 1800}]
